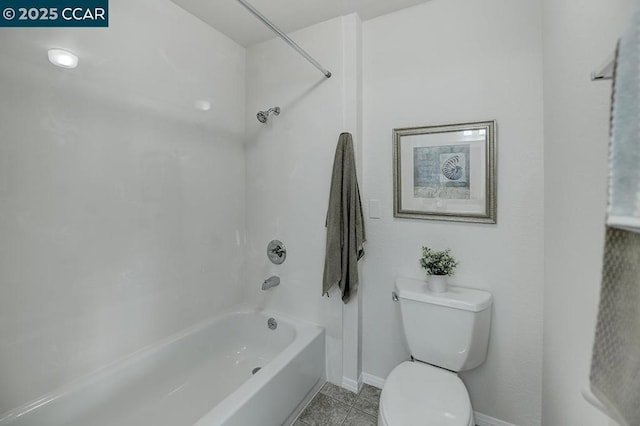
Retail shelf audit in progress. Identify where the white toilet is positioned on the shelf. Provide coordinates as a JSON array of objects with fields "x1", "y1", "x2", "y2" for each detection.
[{"x1": 378, "y1": 278, "x2": 493, "y2": 426}]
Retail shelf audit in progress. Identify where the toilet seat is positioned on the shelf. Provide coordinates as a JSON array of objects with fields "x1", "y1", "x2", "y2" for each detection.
[{"x1": 378, "y1": 361, "x2": 474, "y2": 426}]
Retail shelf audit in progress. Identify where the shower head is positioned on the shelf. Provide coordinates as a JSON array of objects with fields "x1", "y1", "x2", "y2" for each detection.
[
  {"x1": 257, "y1": 106, "x2": 280, "y2": 123},
  {"x1": 256, "y1": 111, "x2": 268, "y2": 123}
]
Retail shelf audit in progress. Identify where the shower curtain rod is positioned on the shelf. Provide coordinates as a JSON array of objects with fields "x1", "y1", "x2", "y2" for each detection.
[{"x1": 236, "y1": 0, "x2": 332, "y2": 78}]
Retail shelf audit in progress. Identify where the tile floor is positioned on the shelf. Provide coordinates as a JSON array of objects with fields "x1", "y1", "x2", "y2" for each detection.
[{"x1": 293, "y1": 382, "x2": 381, "y2": 426}]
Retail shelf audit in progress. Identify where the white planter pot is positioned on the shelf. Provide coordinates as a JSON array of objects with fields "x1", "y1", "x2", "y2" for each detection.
[{"x1": 428, "y1": 275, "x2": 448, "y2": 293}]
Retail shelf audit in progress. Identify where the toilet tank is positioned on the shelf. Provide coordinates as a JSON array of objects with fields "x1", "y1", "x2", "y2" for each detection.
[{"x1": 396, "y1": 278, "x2": 492, "y2": 372}]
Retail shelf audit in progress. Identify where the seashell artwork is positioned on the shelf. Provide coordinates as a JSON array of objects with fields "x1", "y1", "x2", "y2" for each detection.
[
  {"x1": 441, "y1": 155, "x2": 464, "y2": 181},
  {"x1": 395, "y1": 120, "x2": 496, "y2": 223}
]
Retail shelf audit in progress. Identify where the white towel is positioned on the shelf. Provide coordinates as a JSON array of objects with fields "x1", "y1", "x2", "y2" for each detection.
[
  {"x1": 590, "y1": 228, "x2": 640, "y2": 426},
  {"x1": 607, "y1": 11, "x2": 640, "y2": 232},
  {"x1": 590, "y1": 12, "x2": 640, "y2": 426}
]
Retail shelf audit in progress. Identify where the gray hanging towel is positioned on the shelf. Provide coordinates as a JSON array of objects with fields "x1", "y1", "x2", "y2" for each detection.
[
  {"x1": 322, "y1": 132, "x2": 366, "y2": 303},
  {"x1": 590, "y1": 13, "x2": 640, "y2": 426}
]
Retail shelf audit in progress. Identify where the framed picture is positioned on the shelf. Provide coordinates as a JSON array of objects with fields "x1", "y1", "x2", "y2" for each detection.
[{"x1": 393, "y1": 120, "x2": 497, "y2": 223}]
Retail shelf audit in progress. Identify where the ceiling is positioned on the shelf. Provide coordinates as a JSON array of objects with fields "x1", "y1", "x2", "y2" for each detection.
[{"x1": 170, "y1": 0, "x2": 430, "y2": 47}]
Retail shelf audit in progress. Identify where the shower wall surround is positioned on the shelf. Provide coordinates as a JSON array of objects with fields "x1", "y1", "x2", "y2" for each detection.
[
  {"x1": 0, "y1": 0, "x2": 246, "y2": 413},
  {"x1": 243, "y1": 14, "x2": 363, "y2": 387}
]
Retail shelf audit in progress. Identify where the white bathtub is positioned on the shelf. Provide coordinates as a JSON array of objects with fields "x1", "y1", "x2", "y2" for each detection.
[{"x1": 0, "y1": 306, "x2": 325, "y2": 426}]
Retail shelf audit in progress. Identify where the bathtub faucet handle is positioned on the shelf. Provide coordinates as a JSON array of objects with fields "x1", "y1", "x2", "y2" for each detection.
[
  {"x1": 262, "y1": 276, "x2": 280, "y2": 290},
  {"x1": 267, "y1": 240, "x2": 287, "y2": 265},
  {"x1": 271, "y1": 245, "x2": 285, "y2": 257}
]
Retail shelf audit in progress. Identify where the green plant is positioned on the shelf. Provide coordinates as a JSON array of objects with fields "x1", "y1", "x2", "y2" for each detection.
[{"x1": 419, "y1": 247, "x2": 459, "y2": 276}]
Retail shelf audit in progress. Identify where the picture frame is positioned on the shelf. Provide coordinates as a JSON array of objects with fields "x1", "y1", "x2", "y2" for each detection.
[{"x1": 393, "y1": 120, "x2": 497, "y2": 223}]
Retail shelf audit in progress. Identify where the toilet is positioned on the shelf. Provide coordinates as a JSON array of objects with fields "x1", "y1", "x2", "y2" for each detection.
[{"x1": 378, "y1": 278, "x2": 493, "y2": 426}]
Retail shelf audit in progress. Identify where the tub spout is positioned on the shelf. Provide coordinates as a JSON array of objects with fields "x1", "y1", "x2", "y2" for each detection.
[{"x1": 262, "y1": 276, "x2": 280, "y2": 290}]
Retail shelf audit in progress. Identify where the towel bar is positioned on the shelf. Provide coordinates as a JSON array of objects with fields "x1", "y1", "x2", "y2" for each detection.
[{"x1": 591, "y1": 53, "x2": 615, "y2": 81}]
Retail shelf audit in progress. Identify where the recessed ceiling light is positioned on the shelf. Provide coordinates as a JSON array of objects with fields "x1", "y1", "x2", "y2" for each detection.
[
  {"x1": 194, "y1": 100, "x2": 211, "y2": 111},
  {"x1": 48, "y1": 49, "x2": 78, "y2": 69}
]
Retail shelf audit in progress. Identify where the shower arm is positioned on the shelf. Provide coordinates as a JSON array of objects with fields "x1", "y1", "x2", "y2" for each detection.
[{"x1": 236, "y1": 0, "x2": 332, "y2": 79}]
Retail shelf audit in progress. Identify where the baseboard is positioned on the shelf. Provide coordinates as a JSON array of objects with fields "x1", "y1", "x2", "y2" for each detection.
[
  {"x1": 341, "y1": 374, "x2": 363, "y2": 393},
  {"x1": 362, "y1": 372, "x2": 385, "y2": 389},
  {"x1": 473, "y1": 411, "x2": 518, "y2": 426}
]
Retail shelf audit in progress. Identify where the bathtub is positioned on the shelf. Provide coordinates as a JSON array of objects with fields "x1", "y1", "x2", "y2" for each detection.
[{"x1": 0, "y1": 306, "x2": 325, "y2": 426}]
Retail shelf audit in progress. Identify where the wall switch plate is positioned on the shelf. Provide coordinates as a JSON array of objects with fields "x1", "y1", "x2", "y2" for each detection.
[{"x1": 369, "y1": 199, "x2": 381, "y2": 219}]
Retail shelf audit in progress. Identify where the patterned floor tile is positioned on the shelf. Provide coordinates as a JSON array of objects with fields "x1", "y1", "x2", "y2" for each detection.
[
  {"x1": 358, "y1": 384, "x2": 381, "y2": 405},
  {"x1": 352, "y1": 396, "x2": 379, "y2": 417},
  {"x1": 320, "y1": 382, "x2": 358, "y2": 406},
  {"x1": 297, "y1": 393, "x2": 351, "y2": 426},
  {"x1": 343, "y1": 408, "x2": 377, "y2": 426}
]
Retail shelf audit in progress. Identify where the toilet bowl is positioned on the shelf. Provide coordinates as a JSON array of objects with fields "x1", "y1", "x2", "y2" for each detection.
[
  {"x1": 378, "y1": 362, "x2": 474, "y2": 426},
  {"x1": 378, "y1": 278, "x2": 492, "y2": 426}
]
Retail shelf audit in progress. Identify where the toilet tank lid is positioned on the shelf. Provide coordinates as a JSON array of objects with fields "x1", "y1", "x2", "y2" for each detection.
[{"x1": 395, "y1": 278, "x2": 492, "y2": 312}]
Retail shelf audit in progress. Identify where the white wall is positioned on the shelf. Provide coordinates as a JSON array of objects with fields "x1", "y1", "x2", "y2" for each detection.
[
  {"x1": 542, "y1": 1, "x2": 640, "y2": 425},
  {"x1": 244, "y1": 15, "x2": 362, "y2": 386},
  {"x1": 2, "y1": 0, "x2": 636, "y2": 422},
  {"x1": 0, "y1": 0, "x2": 246, "y2": 414},
  {"x1": 362, "y1": 1, "x2": 544, "y2": 425}
]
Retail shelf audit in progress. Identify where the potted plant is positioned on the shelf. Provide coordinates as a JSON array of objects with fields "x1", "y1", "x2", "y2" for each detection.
[{"x1": 419, "y1": 247, "x2": 459, "y2": 293}]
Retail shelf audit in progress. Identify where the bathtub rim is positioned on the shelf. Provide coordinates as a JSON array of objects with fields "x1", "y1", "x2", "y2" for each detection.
[
  {"x1": 0, "y1": 303, "x2": 323, "y2": 425},
  {"x1": 195, "y1": 309, "x2": 325, "y2": 425}
]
